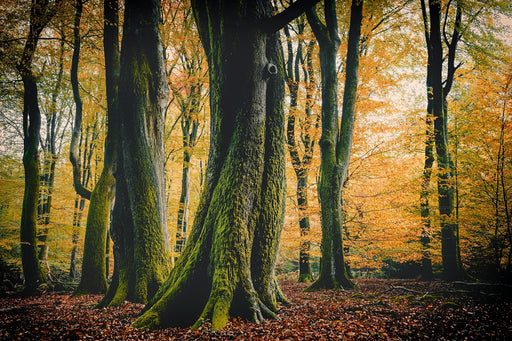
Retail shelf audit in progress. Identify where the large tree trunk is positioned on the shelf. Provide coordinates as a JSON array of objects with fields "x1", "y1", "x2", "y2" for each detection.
[
  {"x1": 98, "y1": 0, "x2": 170, "y2": 307},
  {"x1": 74, "y1": 0, "x2": 120, "y2": 296},
  {"x1": 17, "y1": 0, "x2": 61, "y2": 295},
  {"x1": 305, "y1": 0, "x2": 362, "y2": 291},
  {"x1": 133, "y1": 0, "x2": 318, "y2": 331},
  {"x1": 422, "y1": 0, "x2": 466, "y2": 281}
]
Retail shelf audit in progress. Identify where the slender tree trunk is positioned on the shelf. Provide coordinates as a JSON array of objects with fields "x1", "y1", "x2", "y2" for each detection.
[
  {"x1": 69, "y1": 196, "x2": 86, "y2": 280},
  {"x1": 175, "y1": 106, "x2": 200, "y2": 255},
  {"x1": 69, "y1": 0, "x2": 91, "y2": 202},
  {"x1": 284, "y1": 21, "x2": 316, "y2": 283},
  {"x1": 17, "y1": 0, "x2": 61, "y2": 295},
  {"x1": 423, "y1": 0, "x2": 466, "y2": 281},
  {"x1": 37, "y1": 29, "x2": 66, "y2": 275},
  {"x1": 419, "y1": 46, "x2": 434, "y2": 280},
  {"x1": 175, "y1": 149, "x2": 191, "y2": 253},
  {"x1": 74, "y1": 0, "x2": 120, "y2": 296},
  {"x1": 98, "y1": 0, "x2": 170, "y2": 307},
  {"x1": 306, "y1": 0, "x2": 362, "y2": 291},
  {"x1": 419, "y1": 123, "x2": 434, "y2": 280},
  {"x1": 133, "y1": 0, "x2": 319, "y2": 330}
]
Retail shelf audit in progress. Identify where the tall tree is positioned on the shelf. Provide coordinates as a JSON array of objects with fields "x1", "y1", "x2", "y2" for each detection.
[
  {"x1": 74, "y1": 0, "x2": 120, "y2": 296},
  {"x1": 98, "y1": 0, "x2": 170, "y2": 307},
  {"x1": 305, "y1": 0, "x2": 363, "y2": 291},
  {"x1": 133, "y1": 0, "x2": 319, "y2": 331},
  {"x1": 69, "y1": 0, "x2": 92, "y2": 202},
  {"x1": 420, "y1": 0, "x2": 466, "y2": 280},
  {"x1": 16, "y1": 0, "x2": 61, "y2": 295},
  {"x1": 418, "y1": 11, "x2": 435, "y2": 279},
  {"x1": 283, "y1": 18, "x2": 318, "y2": 283},
  {"x1": 69, "y1": 123, "x2": 98, "y2": 279},
  {"x1": 37, "y1": 26, "x2": 70, "y2": 274}
]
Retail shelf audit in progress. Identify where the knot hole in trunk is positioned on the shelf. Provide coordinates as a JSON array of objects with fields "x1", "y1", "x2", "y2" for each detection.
[{"x1": 264, "y1": 63, "x2": 278, "y2": 79}]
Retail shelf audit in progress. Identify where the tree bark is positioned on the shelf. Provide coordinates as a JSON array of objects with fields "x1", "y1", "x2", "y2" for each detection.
[
  {"x1": 305, "y1": 0, "x2": 363, "y2": 291},
  {"x1": 98, "y1": 0, "x2": 170, "y2": 307},
  {"x1": 17, "y1": 0, "x2": 61, "y2": 295},
  {"x1": 133, "y1": 0, "x2": 318, "y2": 331},
  {"x1": 422, "y1": 0, "x2": 466, "y2": 281},
  {"x1": 419, "y1": 2, "x2": 434, "y2": 281},
  {"x1": 69, "y1": 196, "x2": 86, "y2": 280},
  {"x1": 69, "y1": 0, "x2": 92, "y2": 201},
  {"x1": 74, "y1": 0, "x2": 120, "y2": 296}
]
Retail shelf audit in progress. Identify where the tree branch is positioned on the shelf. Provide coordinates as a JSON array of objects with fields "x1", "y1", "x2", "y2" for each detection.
[{"x1": 264, "y1": 0, "x2": 321, "y2": 33}]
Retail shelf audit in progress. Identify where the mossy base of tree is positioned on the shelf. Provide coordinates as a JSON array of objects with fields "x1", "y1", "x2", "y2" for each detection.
[
  {"x1": 305, "y1": 273, "x2": 355, "y2": 292},
  {"x1": 298, "y1": 273, "x2": 314, "y2": 283}
]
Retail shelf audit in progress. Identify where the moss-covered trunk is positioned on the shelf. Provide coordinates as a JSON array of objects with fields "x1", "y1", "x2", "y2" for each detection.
[
  {"x1": 133, "y1": 0, "x2": 319, "y2": 331},
  {"x1": 305, "y1": 0, "x2": 362, "y2": 291},
  {"x1": 74, "y1": 0, "x2": 120, "y2": 296},
  {"x1": 20, "y1": 88, "x2": 45, "y2": 294},
  {"x1": 98, "y1": 0, "x2": 170, "y2": 307}
]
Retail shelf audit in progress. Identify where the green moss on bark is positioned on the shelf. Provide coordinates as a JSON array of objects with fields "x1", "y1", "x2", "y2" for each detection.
[{"x1": 74, "y1": 169, "x2": 113, "y2": 296}]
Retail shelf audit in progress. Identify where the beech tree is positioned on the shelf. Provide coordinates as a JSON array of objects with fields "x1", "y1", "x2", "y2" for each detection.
[
  {"x1": 98, "y1": 0, "x2": 170, "y2": 307},
  {"x1": 305, "y1": 0, "x2": 363, "y2": 291},
  {"x1": 37, "y1": 24, "x2": 70, "y2": 274},
  {"x1": 133, "y1": 0, "x2": 320, "y2": 331},
  {"x1": 74, "y1": 0, "x2": 119, "y2": 296},
  {"x1": 283, "y1": 17, "x2": 319, "y2": 283},
  {"x1": 420, "y1": 0, "x2": 466, "y2": 280},
  {"x1": 16, "y1": 0, "x2": 61, "y2": 295}
]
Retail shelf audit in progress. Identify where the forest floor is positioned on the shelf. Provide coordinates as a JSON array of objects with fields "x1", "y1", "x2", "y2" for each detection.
[{"x1": 0, "y1": 279, "x2": 511, "y2": 340}]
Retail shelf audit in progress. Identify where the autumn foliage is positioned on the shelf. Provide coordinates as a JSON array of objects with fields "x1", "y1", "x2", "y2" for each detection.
[{"x1": 0, "y1": 0, "x2": 512, "y2": 336}]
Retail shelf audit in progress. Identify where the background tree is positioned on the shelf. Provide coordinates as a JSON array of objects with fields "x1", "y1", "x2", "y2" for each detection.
[
  {"x1": 305, "y1": 0, "x2": 363, "y2": 290},
  {"x1": 418, "y1": 0, "x2": 435, "y2": 280},
  {"x1": 16, "y1": 0, "x2": 62, "y2": 295},
  {"x1": 451, "y1": 53, "x2": 512, "y2": 280},
  {"x1": 99, "y1": 0, "x2": 170, "y2": 307},
  {"x1": 69, "y1": 120, "x2": 98, "y2": 278},
  {"x1": 36, "y1": 23, "x2": 71, "y2": 276},
  {"x1": 133, "y1": 0, "x2": 319, "y2": 331},
  {"x1": 74, "y1": 0, "x2": 119, "y2": 296},
  {"x1": 162, "y1": 2, "x2": 208, "y2": 257},
  {"x1": 420, "y1": 0, "x2": 466, "y2": 280},
  {"x1": 69, "y1": 0, "x2": 91, "y2": 202},
  {"x1": 283, "y1": 15, "x2": 319, "y2": 283}
]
